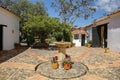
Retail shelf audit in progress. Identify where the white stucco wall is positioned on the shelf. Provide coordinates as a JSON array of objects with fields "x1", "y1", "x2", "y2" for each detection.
[
  {"x1": 72, "y1": 35, "x2": 87, "y2": 47},
  {"x1": 73, "y1": 39, "x2": 81, "y2": 46},
  {"x1": 0, "y1": 7, "x2": 20, "y2": 50},
  {"x1": 108, "y1": 13, "x2": 120, "y2": 52},
  {"x1": 87, "y1": 27, "x2": 92, "y2": 41},
  {"x1": 72, "y1": 34, "x2": 81, "y2": 46}
]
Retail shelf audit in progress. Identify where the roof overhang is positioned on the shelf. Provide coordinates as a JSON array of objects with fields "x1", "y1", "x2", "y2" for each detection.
[
  {"x1": 0, "y1": 6, "x2": 20, "y2": 19},
  {"x1": 0, "y1": 24, "x2": 7, "y2": 27}
]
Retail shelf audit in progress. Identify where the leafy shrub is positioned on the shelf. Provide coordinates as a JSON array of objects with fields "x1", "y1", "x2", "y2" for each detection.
[
  {"x1": 14, "y1": 43, "x2": 20, "y2": 46},
  {"x1": 87, "y1": 40, "x2": 92, "y2": 44}
]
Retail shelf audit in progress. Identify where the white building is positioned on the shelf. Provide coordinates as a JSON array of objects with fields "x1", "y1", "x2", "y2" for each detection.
[
  {"x1": 85, "y1": 9, "x2": 120, "y2": 52},
  {"x1": 72, "y1": 27, "x2": 87, "y2": 46},
  {"x1": 0, "y1": 6, "x2": 20, "y2": 50},
  {"x1": 108, "y1": 10, "x2": 120, "y2": 52}
]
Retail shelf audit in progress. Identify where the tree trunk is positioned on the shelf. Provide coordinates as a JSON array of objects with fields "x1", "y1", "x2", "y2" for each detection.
[
  {"x1": 40, "y1": 35, "x2": 48, "y2": 48},
  {"x1": 41, "y1": 36, "x2": 46, "y2": 43}
]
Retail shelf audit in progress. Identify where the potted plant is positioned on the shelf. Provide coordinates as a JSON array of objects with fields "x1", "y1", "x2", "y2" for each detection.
[
  {"x1": 14, "y1": 43, "x2": 20, "y2": 49},
  {"x1": 71, "y1": 43, "x2": 75, "y2": 47},
  {"x1": 104, "y1": 48, "x2": 110, "y2": 53},
  {"x1": 62, "y1": 54, "x2": 73, "y2": 70},
  {"x1": 51, "y1": 56, "x2": 59, "y2": 69},
  {"x1": 86, "y1": 40, "x2": 92, "y2": 48}
]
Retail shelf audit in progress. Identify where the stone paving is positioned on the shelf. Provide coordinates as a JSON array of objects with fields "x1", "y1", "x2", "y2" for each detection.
[{"x1": 0, "y1": 47, "x2": 120, "y2": 80}]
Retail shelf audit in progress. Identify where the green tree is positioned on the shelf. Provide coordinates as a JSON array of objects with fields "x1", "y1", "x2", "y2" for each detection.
[
  {"x1": 23, "y1": 14, "x2": 61, "y2": 45},
  {"x1": 23, "y1": 13, "x2": 72, "y2": 45},
  {"x1": 0, "y1": 0, "x2": 18, "y2": 9},
  {"x1": 0, "y1": 0, "x2": 72, "y2": 45},
  {"x1": 52, "y1": 22, "x2": 72, "y2": 42},
  {"x1": 11, "y1": 0, "x2": 48, "y2": 45},
  {"x1": 51, "y1": 0, "x2": 96, "y2": 23}
]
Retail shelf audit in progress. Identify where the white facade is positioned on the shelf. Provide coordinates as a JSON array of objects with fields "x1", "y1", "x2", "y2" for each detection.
[
  {"x1": 72, "y1": 28, "x2": 87, "y2": 47},
  {"x1": 108, "y1": 12, "x2": 120, "y2": 52},
  {"x1": 0, "y1": 7, "x2": 20, "y2": 50},
  {"x1": 85, "y1": 9, "x2": 120, "y2": 52},
  {"x1": 87, "y1": 27, "x2": 92, "y2": 41},
  {"x1": 72, "y1": 34, "x2": 81, "y2": 46},
  {"x1": 73, "y1": 40, "x2": 81, "y2": 46}
]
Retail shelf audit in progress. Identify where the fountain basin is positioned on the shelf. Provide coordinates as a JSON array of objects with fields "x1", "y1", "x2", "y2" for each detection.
[
  {"x1": 55, "y1": 42, "x2": 71, "y2": 48},
  {"x1": 36, "y1": 61, "x2": 88, "y2": 79}
]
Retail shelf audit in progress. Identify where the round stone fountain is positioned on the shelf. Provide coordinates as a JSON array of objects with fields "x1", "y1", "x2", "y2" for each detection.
[
  {"x1": 36, "y1": 41, "x2": 88, "y2": 79},
  {"x1": 54, "y1": 41, "x2": 71, "y2": 61},
  {"x1": 36, "y1": 61, "x2": 88, "y2": 79}
]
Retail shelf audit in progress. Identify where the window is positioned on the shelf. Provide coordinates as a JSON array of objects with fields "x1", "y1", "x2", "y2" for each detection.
[{"x1": 74, "y1": 34, "x2": 79, "y2": 39}]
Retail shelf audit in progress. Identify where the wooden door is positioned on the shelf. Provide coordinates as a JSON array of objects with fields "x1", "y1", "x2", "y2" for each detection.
[{"x1": 92, "y1": 27, "x2": 101, "y2": 47}]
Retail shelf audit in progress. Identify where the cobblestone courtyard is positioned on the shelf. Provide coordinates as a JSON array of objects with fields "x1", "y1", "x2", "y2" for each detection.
[{"x1": 0, "y1": 47, "x2": 120, "y2": 80}]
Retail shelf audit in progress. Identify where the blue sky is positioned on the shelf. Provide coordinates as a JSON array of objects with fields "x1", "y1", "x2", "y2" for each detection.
[{"x1": 29, "y1": 0, "x2": 120, "y2": 27}]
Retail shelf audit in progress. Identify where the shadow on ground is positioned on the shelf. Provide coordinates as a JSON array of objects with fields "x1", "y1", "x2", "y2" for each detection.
[{"x1": 0, "y1": 47, "x2": 29, "y2": 63}]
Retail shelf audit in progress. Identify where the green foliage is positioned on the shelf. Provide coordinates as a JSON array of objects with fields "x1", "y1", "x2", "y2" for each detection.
[
  {"x1": 51, "y1": 56, "x2": 58, "y2": 63},
  {"x1": 14, "y1": 43, "x2": 20, "y2": 46},
  {"x1": 87, "y1": 40, "x2": 92, "y2": 44},
  {"x1": 45, "y1": 37, "x2": 56, "y2": 44},
  {"x1": 85, "y1": 40, "x2": 92, "y2": 46},
  {"x1": 52, "y1": 22, "x2": 72, "y2": 42},
  {"x1": 35, "y1": 38, "x2": 40, "y2": 43},
  {"x1": 0, "y1": 0, "x2": 17, "y2": 9},
  {"x1": 62, "y1": 55, "x2": 72, "y2": 65},
  {"x1": 0, "y1": 0, "x2": 72, "y2": 45},
  {"x1": 53, "y1": 32, "x2": 63, "y2": 41}
]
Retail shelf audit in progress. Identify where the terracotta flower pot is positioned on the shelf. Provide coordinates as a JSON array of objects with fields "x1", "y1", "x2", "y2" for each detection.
[
  {"x1": 51, "y1": 62, "x2": 59, "y2": 69},
  {"x1": 87, "y1": 44, "x2": 91, "y2": 48},
  {"x1": 63, "y1": 64, "x2": 72, "y2": 70},
  {"x1": 14, "y1": 43, "x2": 20, "y2": 49},
  {"x1": 15, "y1": 46, "x2": 20, "y2": 49},
  {"x1": 104, "y1": 48, "x2": 110, "y2": 53}
]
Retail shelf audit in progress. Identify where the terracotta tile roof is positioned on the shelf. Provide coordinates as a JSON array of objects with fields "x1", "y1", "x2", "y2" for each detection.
[
  {"x1": 84, "y1": 23, "x2": 93, "y2": 29},
  {"x1": 95, "y1": 9, "x2": 120, "y2": 23},
  {"x1": 71, "y1": 28, "x2": 87, "y2": 35},
  {"x1": 84, "y1": 9, "x2": 120, "y2": 29},
  {"x1": 0, "y1": 6, "x2": 20, "y2": 18},
  {"x1": 108, "y1": 9, "x2": 120, "y2": 16},
  {"x1": 95, "y1": 16, "x2": 109, "y2": 23}
]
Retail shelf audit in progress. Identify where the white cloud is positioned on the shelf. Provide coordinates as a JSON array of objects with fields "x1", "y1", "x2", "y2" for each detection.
[{"x1": 96, "y1": 0, "x2": 120, "y2": 12}]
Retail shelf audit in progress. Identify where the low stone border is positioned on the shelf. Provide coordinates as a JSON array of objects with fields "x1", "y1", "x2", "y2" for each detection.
[{"x1": 36, "y1": 61, "x2": 88, "y2": 79}]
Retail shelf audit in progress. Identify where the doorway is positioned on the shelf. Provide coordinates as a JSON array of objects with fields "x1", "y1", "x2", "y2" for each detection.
[
  {"x1": 92, "y1": 24, "x2": 108, "y2": 48},
  {"x1": 81, "y1": 34, "x2": 85, "y2": 46},
  {"x1": 0, "y1": 26, "x2": 3, "y2": 50}
]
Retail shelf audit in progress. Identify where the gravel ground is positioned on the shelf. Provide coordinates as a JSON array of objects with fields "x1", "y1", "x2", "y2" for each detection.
[
  {"x1": 0, "y1": 67, "x2": 36, "y2": 80},
  {"x1": 32, "y1": 47, "x2": 89, "y2": 60},
  {"x1": 81, "y1": 52, "x2": 120, "y2": 64},
  {"x1": 89, "y1": 67, "x2": 120, "y2": 80},
  {"x1": 7, "y1": 52, "x2": 41, "y2": 65},
  {"x1": 32, "y1": 49, "x2": 57, "y2": 60}
]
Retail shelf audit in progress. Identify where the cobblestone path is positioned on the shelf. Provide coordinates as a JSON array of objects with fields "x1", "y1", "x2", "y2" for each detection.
[{"x1": 0, "y1": 47, "x2": 120, "y2": 80}]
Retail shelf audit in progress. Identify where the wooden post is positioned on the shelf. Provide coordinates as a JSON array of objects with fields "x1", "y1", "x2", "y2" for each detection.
[{"x1": 101, "y1": 26, "x2": 104, "y2": 48}]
